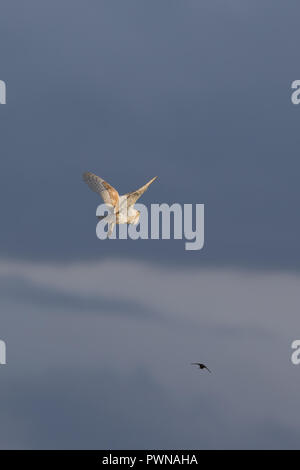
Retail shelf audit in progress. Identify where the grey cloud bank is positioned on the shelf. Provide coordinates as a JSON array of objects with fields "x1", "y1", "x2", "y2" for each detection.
[{"x1": 0, "y1": 258, "x2": 300, "y2": 449}]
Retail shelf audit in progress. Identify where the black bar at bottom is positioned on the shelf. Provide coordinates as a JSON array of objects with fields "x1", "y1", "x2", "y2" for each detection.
[{"x1": 0, "y1": 449, "x2": 293, "y2": 465}]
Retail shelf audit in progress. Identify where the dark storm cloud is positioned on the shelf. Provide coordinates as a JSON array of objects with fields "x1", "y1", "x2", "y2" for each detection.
[
  {"x1": 1, "y1": 367, "x2": 298, "y2": 450},
  {"x1": 0, "y1": 0, "x2": 300, "y2": 268}
]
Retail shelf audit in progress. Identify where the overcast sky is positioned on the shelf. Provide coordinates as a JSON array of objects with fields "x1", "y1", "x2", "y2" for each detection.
[{"x1": 0, "y1": 0, "x2": 300, "y2": 449}]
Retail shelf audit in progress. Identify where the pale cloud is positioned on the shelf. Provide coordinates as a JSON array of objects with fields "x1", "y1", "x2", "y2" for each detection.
[{"x1": 1, "y1": 258, "x2": 298, "y2": 334}]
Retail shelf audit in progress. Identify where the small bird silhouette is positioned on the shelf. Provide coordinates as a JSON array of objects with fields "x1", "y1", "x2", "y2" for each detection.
[{"x1": 191, "y1": 363, "x2": 211, "y2": 373}]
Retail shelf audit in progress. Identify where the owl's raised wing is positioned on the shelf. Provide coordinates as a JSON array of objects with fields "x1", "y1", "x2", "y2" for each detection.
[
  {"x1": 124, "y1": 176, "x2": 157, "y2": 208},
  {"x1": 82, "y1": 172, "x2": 119, "y2": 207}
]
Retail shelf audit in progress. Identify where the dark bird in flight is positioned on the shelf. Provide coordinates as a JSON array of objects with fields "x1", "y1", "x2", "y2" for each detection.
[{"x1": 191, "y1": 363, "x2": 212, "y2": 373}]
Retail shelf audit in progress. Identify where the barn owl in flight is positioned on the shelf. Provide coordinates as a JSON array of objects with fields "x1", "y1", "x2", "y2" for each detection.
[{"x1": 83, "y1": 172, "x2": 157, "y2": 237}]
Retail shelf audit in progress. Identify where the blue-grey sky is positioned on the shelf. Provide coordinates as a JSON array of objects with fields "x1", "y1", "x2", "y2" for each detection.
[
  {"x1": 0, "y1": 0, "x2": 300, "y2": 449},
  {"x1": 1, "y1": 0, "x2": 300, "y2": 268}
]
